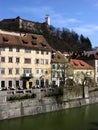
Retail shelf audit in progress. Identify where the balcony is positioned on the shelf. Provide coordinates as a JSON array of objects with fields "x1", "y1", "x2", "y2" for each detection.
[{"x1": 20, "y1": 73, "x2": 33, "y2": 80}]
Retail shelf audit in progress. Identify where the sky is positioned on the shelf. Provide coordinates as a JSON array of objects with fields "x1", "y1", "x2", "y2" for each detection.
[{"x1": 0, "y1": 0, "x2": 98, "y2": 48}]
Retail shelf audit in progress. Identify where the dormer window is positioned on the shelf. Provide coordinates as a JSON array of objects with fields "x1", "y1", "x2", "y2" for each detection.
[
  {"x1": 22, "y1": 40, "x2": 28, "y2": 44},
  {"x1": 41, "y1": 43, "x2": 46, "y2": 48},
  {"x1": 32, "y1": 35, "x2": 37, "y2": 40},
  {"x1": 79, "y1": 62, "x2": 84, "y2": 66},
  {"x1": 73, "y1": 61, "x2": 78, "y2": 66},
  {"x1": 57, "y1": 55, "x2": 61, "y2": 59},
  {"x1": 9, "y1": 48, "x2": 13, "y2": 51},
  {"x1": 32, "y1": 41, "x2": 37, "y2": 45},
  {"x1": 3, "y1": 37, "x2": 9, "y2": 42}
]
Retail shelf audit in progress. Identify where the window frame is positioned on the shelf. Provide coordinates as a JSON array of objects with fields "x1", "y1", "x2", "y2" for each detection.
[
  {"x1": 8, "y1": 68, "x2": 12, "y2": 75},
  {"x1": 8, "y1": 57, "x2": 13, "y2": 63},
  {"x1": 24, "y1": 58, "x2": 31, "y2": 64}
]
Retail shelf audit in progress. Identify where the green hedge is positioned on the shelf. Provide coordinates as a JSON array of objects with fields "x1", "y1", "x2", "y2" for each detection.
[{"x1": 7, "y1": 93, "x2": 36, "y2": 101}]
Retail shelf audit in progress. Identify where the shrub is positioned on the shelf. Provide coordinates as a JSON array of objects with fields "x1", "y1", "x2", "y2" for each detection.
[{"x1": 7, "y1": 93, "x2": 36, "y2": 101}]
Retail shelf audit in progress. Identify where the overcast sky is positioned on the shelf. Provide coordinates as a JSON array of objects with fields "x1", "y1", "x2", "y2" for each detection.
[{"x1": 0, "y1": 0, "x2": 98, "y2": 47}]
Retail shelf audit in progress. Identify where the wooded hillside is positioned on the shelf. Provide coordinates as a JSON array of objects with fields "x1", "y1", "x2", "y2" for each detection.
[
  {"x1": 41, "y1": 24, "x2": 92, "y2": 52},
  {"x1": 0, "y1": 17, "x2": 92, "y2": 52}
]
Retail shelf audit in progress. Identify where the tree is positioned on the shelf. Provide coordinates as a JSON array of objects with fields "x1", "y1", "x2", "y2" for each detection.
[{"x1": 80, "y1": 35, "x2": 92, "y2": 50}]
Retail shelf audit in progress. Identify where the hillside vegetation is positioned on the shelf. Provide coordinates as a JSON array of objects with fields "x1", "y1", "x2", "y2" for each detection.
[
  {"x1": 0, "y1": 17, "x2": 92, "y2": 52},
  {"x1": 41, "y1": 24, "x2": 92, "y2": 52}
]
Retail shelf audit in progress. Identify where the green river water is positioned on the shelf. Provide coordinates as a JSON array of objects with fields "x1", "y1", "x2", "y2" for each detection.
[{"x1": 0, "y1": 104, "x2": 98, "y2": 130}]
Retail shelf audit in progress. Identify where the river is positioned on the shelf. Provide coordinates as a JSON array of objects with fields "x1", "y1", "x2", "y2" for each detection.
[{"x1": 0, "y1": 103, "x2": 98, "y2": 130}]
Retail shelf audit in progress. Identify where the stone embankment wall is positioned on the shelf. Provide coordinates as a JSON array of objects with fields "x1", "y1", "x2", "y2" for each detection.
[{"x1": 0, "y1": 88, "x2": 98, "y2": 120}]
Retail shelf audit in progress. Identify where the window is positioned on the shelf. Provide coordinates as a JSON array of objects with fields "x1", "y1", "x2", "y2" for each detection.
[
  {"x1": 52, "y1": 72, "x2": 55, "y2": 78},
  {"x1": 24, "y1": 68, "x2": 32, "y2": 74},
  {"x1": 32, "y1": 35, "x2": 37, "y2": 40},
  {"x1": 57, "y1": 64, "x2": 60, "y2": 69},
  {"x1": 16, "y1": 57, "x2": 20, "y2": 63},
  {"x1": 36, "y1": 79, "x2": 39, "y2": 85},
  {"x1": 1, "y1": 47, "x2": 5, "y2": 51},
  {"x1": 8, "y1": 80, "x2": 12, "y2": 87},
  {"x1": 36, "y1": 51, "x2": 39, "y2": 54},
  {"x1": 45, "y1": 59, "x2": 48, "y2": 64},
  {"x1": 40, "y1": 59, "x2": 44, "y2": 64},
  {"x1": 16, "y1": 68, "x2": 19, "y2": 74},
  {"x1": 46, "y1": 51, "x2": 48, "y2": 55},
  {"x1": 52, "y1": 64, "x2": 55, "y2": 69},
  {"x1": 31, "y1": 35, "x2": 37, "y2": 45},
  {"x1": 41, "y1": 69, "x2": 44, "y2": 74},
  {"x1": 1, "y1": 68, "x2": 5, "y2": 74},
  {"x1": 3, "y1": 37, "x2": 8, "y2": 42},
  {"x1": 1, "y1": 81, "x2": 5, "y2": 88},
  {"x1": 35, "y1": 59, "x2": 39, "y2": 64},
  {"x1": 25, "y1": 49, "x2": 31, "y2": 53},
  {"x1": 9, "y1": 57, "x2": 13, "y2": 63},
  {"x1": 22, "y1": 40, "x2": 28, "y2": 44},
  {"x1": 41, "y1": 43, "x2": 46, "y2": 48},
  {"x1": 8, "y1": 68, "x2": 12, "y2": 74},
  {"x1": 41, "y1": 51, "x2": 44, "y2": 55},
  {"x1": 32, "y1": 41, "x2": 37, "y2": 45},
  {"x1": 16, "y1": 80, "x2": 19, "y2": 87},
  {"x1": 9, "y1": 48, "x2": 13, "y2": 51},
  {"x1": 1, "y1": 57, "x2": 5, "y2": 62},
  {"x1": 24, "y1": 58, "x2": 31, "y2": 64},
  {"x1": 36, "y1": 69, "x2": 39, "y2": 74},
  {"x1": 16, "y1": 48, "x2": 20, "y2": 52}
]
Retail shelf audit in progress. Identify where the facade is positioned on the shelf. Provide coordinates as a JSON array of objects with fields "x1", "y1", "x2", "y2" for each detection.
[
  {"x1": 85, "y1": 51, "x2": 98, "y2": 84},
  {"x1": 70, "y1": 59, "x2": 94, "y2": 85},
  {"x1": 71, "y1": 50, "x2": 98, "y2": 84},
  {"x1": 51, "y1": 51, "x2": 68, "y2": 87},
  {"x1": 0, "y1": 31, "x2": 52, "y2": 89}
]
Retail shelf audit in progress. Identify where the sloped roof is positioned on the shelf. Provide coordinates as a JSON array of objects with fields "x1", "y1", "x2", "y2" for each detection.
[
  {"x1": 51, "y1": 51, "x2": 68, "y2": 63},
  {"x1": 70, "y1": 59, "x2": 94, "y2": 69},
  {"x1": 0, "y1": 33, "x2": 52, "y2": 51},
  {"x1": 71, "y1": 50, "x2": 98, "y2": 60}
]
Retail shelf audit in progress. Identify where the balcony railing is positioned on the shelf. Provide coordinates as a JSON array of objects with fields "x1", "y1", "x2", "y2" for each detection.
[{"x1": 21, "y1": 73, "x2": 33, "y2": 79}]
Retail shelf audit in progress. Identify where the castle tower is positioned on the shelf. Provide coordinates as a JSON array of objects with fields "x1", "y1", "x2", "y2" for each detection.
[{"x1": 45, "y1": 14, "x2": 50, "y2": 26}]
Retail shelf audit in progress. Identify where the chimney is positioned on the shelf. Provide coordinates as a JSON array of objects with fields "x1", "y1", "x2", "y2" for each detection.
[{"x1": 45, "y1": 14, "x2": 50, "y2": 26}]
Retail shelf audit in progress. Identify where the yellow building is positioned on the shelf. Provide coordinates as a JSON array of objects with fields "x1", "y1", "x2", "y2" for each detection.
[{"x1": 0, "y1": 31, "x2": 52, "y2": 89}]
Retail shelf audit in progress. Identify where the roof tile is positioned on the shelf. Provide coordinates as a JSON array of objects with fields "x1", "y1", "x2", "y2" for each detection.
[
  {"x1": 0, "y1": 33, "x2": 52, "y2": 51},
  {"x1": 70, "y1": 59, "x2": 93, "y2": 69}
]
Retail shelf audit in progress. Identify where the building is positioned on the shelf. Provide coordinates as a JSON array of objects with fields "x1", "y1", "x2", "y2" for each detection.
[
  {"x1": 71, "y1": 50, "x2": 98, "y2": 84},
  {"x1": 51, "y1": 51, "x2": 68, "y2": 87},
  {"x1": 0, "y1": 31, "x2": 52, "y2": 90},
  {"x1": 0, "y1": 16, "x2": 48, "y2": 34},
  {"x1": 70, "y1": 59, "x2": 94, "y2": 85}
]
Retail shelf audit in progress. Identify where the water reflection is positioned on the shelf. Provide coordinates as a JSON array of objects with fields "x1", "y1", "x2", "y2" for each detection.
[{"x1": 89, "y1": 122, "x2": 98, "y2": 130}]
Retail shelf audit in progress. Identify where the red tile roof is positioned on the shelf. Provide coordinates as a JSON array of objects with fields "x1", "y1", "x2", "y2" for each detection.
[
  {"x1": 70, "y1": 59, "x2": 94, "y2": 69},
  {"x1": 0, "y1": 33, "x2": 52, "y2": 51}
]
